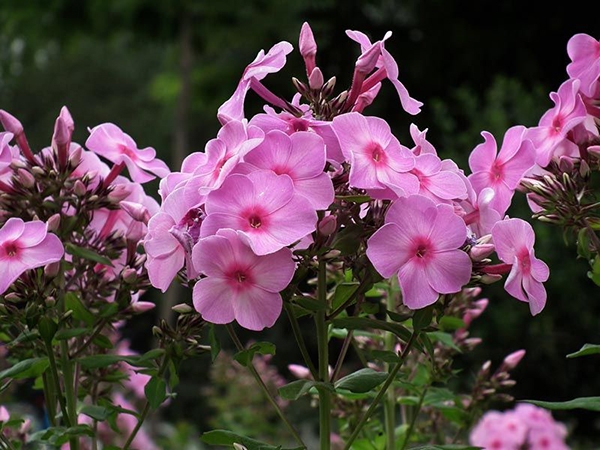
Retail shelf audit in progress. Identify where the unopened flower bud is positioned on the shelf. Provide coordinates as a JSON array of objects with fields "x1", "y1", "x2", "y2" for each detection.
[
  {"x1": 19, "y1": 418, "x2": 32, "y2": 434},
  {"x1": 469, "y1": 243, "x2": 495, "y2": 261},
  {"x1": 130, "y1": 301, "x2": 155, "y2": 313},
  {"x1": 288, "y1": 364, "x2": 312, "y2": 380},
  {"x1": 172, "y1": 303, "x2": 193, "y2": 314},
  {"x1": 88, "y1": 195, "x2": 99, "y2": 202},
  {"x1": 355, "y1": 42, "x2": 381, "y2": 75},
  {"x1": 152, "y1": 326, "x2": 163, "y2": 337},
  {"x1": 558, "y1": 156, "x2": 575, "y2": 172},
  {"x1": 45, "y1": 296, "x2": 56, "y2": 307},
  {"x1": 499, "y1": 379, "x2": 517, "y2": 388},
  {"x1": 121, "y1": 201, "x2": 151, "y2": 224},
  {"x1": 73, "y1": 180, "x2": 87, "y2": 197},
  {"x1": 44, "y1": 262, "x2": 60, "y2": 278},
  {"x1": 480, "y1": 273, "x2": 503, "y2": 284},
  {"x1": 588, "y1": 145, "x2": 600, "y2": 158},
  {"x1": 579, "y1": 159, "x2": 590, "y2": 178},
  {"x1": 321, "y1": 76, "x2": 337, "y2": 98},
  {"x1": 233, "y1": 444, "x2": 248, "y2": 450},
  {"x1": 299, "y1": 22, "x2": 317, "y2": 74},
  {"x1": 121, "y1": 268, "x2": 138, "y2": 283},
  {"x1": 59, "y1": 106, "x2": 74, "y2": 132},
  {"x1": 318, "y1": 215, "x2": 337, "y2": 237},
  {"x1": 9, "y1": 159, "x2": 26, "y2": 170},
  {"x1": 69, "y1": 145, "x2": 83, "y2": 167},
  {"x1": 495, "y1": 393, "x2": 514, "y2": 403},
  {"x1": 108, "y1": 184, "x2": 132, "y2": 202},
  {"x1": 4, "y1": 293, "x2": 22, "y2": 303},
  {"x1": 309, "y1": 67, "x2": 324, "y2": 90},
  {"x1": 31, "y1": 166, "x2": 45, "y2": 177},
  {"x1": 502, "y1": 349, "x2": 526, "y2": 370},
  {"x1": 0, "y1": 110, "x2": 23, "y2": 135},
  {"x1": 47, "y1": 214, "x2": 61, "y2": 232},
  {"x1": 480, "y1": 360, "x2": 492, "y2": 374},
  {"x1": 16, "y1": 168, "x2": 35, "y2": 188},
  {"x1": 464, "y1": 337, "x2": 482, "y2": 348},
  {"x1": 481, "y1": 388, "x2": 496, "y2": 396},
  {"x1": 61, "y1": 310, "x2": 73, "y2": 320}
]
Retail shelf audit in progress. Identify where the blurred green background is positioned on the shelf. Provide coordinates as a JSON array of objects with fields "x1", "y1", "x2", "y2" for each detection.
[{"x1": 1, "y1": 0, "x2": 599, "y2": 447}]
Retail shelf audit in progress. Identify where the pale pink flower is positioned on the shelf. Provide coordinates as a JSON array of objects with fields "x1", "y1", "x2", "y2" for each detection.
[
  {"x1": 409, "y1": 124, "x2": 437, "y2": 156},
  {"x1": 502, "y1": 349, "x2": 526, "y2": 370},
  {"x1": 332, "y1": 112, "x2": 417, "y2": 198},
  {"x1": 526, "y1": 79, "x2": 587, "y2": 167},
  {"x1": 462, "y1": 187, "x2": 503, "y2": 238},
  {"x1": 200, "y1": 170, "x2": 317, "y2": 255},
  {"x1": 366, "y1": 195, "x2": 471, "y2": 309},
  {"x1": 0, "y1": 218, "x2": 64, "y2": 295},
  {"x1": 468, "y1": 126, "x2": 536, "y2": 216},
  {"x1": 491, "y1": 218, "x2": 549, "y2": 315},
  {"x1": 408, "y1": 153, "x2": 467, "y2": 204},
  {"x1": 192, "y1": 229, "x2": 294, "y2": 331},
  {"x1": 235, "y1": 130, "x2": 334, "y2": 209},
  {"x1": 86, "y1": 123, "x2": 170, "y2": 183},
  {"x1": 218, "y1": 41, "x2": 293, "y2": 124},
  {"x1": 567, "y1": 33, "x2": 600, "y2": 97}
]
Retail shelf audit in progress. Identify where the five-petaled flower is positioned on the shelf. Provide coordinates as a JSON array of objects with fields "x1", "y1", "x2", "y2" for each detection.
[{"x1": 0, "y1": 218, "x2": 64, "y2": 295}]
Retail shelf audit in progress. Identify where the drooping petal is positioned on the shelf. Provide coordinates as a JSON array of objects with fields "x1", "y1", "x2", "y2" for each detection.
[
  {"x1": 232, "y1": 286, "x2": 283, "y2": 331},
  {"x1": 522, "y1": 275, "x2": 547, "y2": 316},
  {"x1": 0, "y1": 218, "x2": 25, "y2": 243},
  {"x1": 147, "y1": 250, "x2": 185, "y2": 293},
  {"x1": 397, "y1": 258, "x2": 439, "y2": 309},
  {"x1": 491, "y1": 219, "x2": 535, "y2": 263}
]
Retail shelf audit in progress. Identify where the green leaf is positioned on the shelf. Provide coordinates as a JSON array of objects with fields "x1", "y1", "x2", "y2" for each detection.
[
  {"x1": 334, "y1": 368, "x2": 388, "y2": 393},
  {"x1": 589, "y1": 256, "x2": 600, "y2": 287},
  {"x1": 521, "y1": 397, "x2": 600, "y2": 412},
  {"x1": 278, "y1": 380, "x2": 334, "y2": 400},
  {"x1": 79, "y1": 404, "x2": 110, "y2": 421},
  {"x1": 54, "y1": 328, "x2": 92, "y2": 340},
  {"x1": 439, "y1": 316, "x2": 466, "y2": 332},
  {"x1": 293, "y1": 295, "x2": 326, "y2": 312},
  {"x1": 566, "y1": 343, "x2": 600, "y2": 358},
  {"x1": 208, "y1": 324, "x2": 221, "y2": 362},
  {"x1": 332, "y1": 224, "x2": 363, "y2": 256},
  {"x1": 331, "y1": 282, "x2": 360, "y2": 311},
  {"x1": 92, "y1": 334, "x2": 113, "y2": 349},
  {"x1": 0, "y1": 357, "x2": 49, "y2": 381},
  {"x1": 233, "y1": 341, "x2": 276, "y2": 367},
  {"x1": 332, "y1": 317, "x2": 420, "y2": 350},
  {"x1": 77, "y1": 354, "x2": 156, "y2": 369},
  {"x1": 368, "y1": 350, "x2": 400, "y2": 363},
  {"x1": 145, "y1": 377, "x2": 167, "y2": 409},
  {"x1": 65, "y1": 243, "x2": 114, "y2": 267},
  {"x1": 38, "y1": 317, "x2": 58, "y2": 343},
  {"x1": 413, "y1": 305, "x2": 434, "y2": 331},
  {"x1": 577, "y1": 228, "x2": 591, "y2": 260},
  {"x1": 201, "y1": 429, "x2": 303, "y2": 450},
  {"x1": 64, "y1": 293, "x2": 95, "y2": 326},
  {"x1": 386, "y1": 310, "x2": 412, "y2": 323},
  {"x1": 334, "y1": 194, "x2": 372, "y2": 204},
  {"x1": 427, "y1": 331, "x2": 462, "y2": 353}
]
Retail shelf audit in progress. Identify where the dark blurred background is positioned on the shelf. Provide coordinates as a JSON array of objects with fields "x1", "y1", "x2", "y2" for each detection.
[{"x1": 1, "y1": 0, "x2": 599, "y2": 447}]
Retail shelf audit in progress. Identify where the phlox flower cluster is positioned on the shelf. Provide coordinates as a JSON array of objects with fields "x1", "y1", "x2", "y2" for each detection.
[
  {"x1": 470, "y1": 403, "x2": 569, "y2": 450},
  {"x1": 144, "y1": 23, "x2": 564, "y2": 331}
]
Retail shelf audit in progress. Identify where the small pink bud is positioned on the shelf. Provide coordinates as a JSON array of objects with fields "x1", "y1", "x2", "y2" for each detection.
[
  {"x1": 481, "y1": 360, "x2": 492, "y2": 373},
  {"x1": 59, "y1": 106, "x2": 74, "y2": 132},
  {"x1": 579, "y1": 159, "x2": 590, "y2": 178},
  {"x1": 469, "y1": 243, "x2": 495, "y2": 261},
  {"x1": 45, "y1": 296, "x2": 56, "y2": 307},
  {"x1": 588, "y1": 145, "x2": 600, "y2": 158},
  {"x1": 73, "y1": 179, "x2": 87, "y2": 197},
  {"x1": 121, "y1": 268, "x2": 138, "y2": 283},
  {"x1": 52, "y1": 116, "x2": 70, "y2": 147},
  {"x1": 121, "y1": 201, "x2": 151, "y2": 224},
  {"x1": 126, "y1": 221, "x2": 145, "y2": 242},
  {"x1": 558, "y1": 155, "x2": 575, "y2": 172},
  {"x1": 4, "y1": 293, "x2": 22, "y2": 303},
  {"x1": 480, "y1": 273, "x2": 503, "y2": 284},
  {"x1": 69, "y1": 145, "x2": 83, "y2": 167},
  {"x1": 502, "y1": 349, "x2": 526, "y2": 370},
  {"x1": 108, "y1": 184, "x2": 132, "y2": 202},
  {"x1": 0, "y1": 406, "x2": 9, "y2": 422},
  {"x1": 19, "y1": 418, "x2": 32, "y2": 434},
  {"x1": 288, "y1": 364, "x2": 311, "y2": 380},
  {"x1": 299, "y1": 22, "x2": 317, "y2": 56},
  {"x1": 499, "y1": 379, "x2": 517, "y2": 387},
  {"x1": 0, "y1": 110, "x2": 23, "y2": 135},
  {"x1": 16, "y1": 168, "x2": 35, "y2": 188},
  {"x1": 44, "y1": 261, "x2": 61, "y2": 278},
  {"x1": 47, "y1": 213, "x2": 61, "y2": 232},
  {"x1": 308, "y1": 67, "x2": 324, "y2": 90},
  {"x1": 318, "y1": 214, "x2": 337, "y2": 237},
  {"x1": 130, "y1": 301, "x2": 155, "y2": 313},
  {"x1": 463, "y1": 337, "x2": 482, "y2": 348}
]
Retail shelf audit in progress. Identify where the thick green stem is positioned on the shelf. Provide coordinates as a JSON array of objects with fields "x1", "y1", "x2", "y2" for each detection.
[
  {"x1": 226, "y1": 324, "x2": 305, "y2": 448},
  {"x1": 43, "y1": 340, "x2": 70, "y2": 426},
  {"x1": 283, "y1": 301, "x2": 318, "y2": 380},
  {"x1": 60, "y1": 339, "x2": 79, "y2": 450},
  {"x1": 316, "y1": 260, "x2": 330, "y2": 450},
  {"x1": 400, "y1": 386, "x2": 427, "y2": 450},
  {"x1": 41, "y1": 372, "x2": 57, "y2": 427},
  {"x1": 343, "y1": 331, "x2": 420, "y2": 450}
]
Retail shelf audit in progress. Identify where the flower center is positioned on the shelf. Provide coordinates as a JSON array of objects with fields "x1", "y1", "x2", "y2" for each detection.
[
  {"x1": 416, "y1": 244, "x2": 428, "y2": 258},
  {"x1": 517, "y1": 249, "x2": 531, "y2": 274},
  {"x1": 368, "y1": 142, "x2": 385, "y2": 163},
  {"x1": 3, "y1": 242, "x2": 18, "y2": 257},
  {"x1": 249, "y1": 215, "x2": 262, "y2": 229},
  {"x1": 236, "y1": 271, "x2": 247, "y2": 283},
  {"x1": 118, "y1": 143, "x2": 137, "y2": 160},
  {"x1": 490, "y1": 161, "x2": 503, "y2": 180}
]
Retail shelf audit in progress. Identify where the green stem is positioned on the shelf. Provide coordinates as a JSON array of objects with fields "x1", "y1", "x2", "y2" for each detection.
[
  {"x1": 43, "y1": 340, "x2": 70, "y2": 426},
  {"x1": 400, "y1": 386, "x2": 427, "y2": 450},
  {"x1": 343, "y1": 331, "x2": 420, "y2": 450},
  {"x1": 327, "y1": 275, "x2": 371, "y2": 321},
  {"x1": 122, "y1": 356, "x2": 169, "y2": 450},
  {"x1": 42, "y1": 372, "x2": 57, "y2": 427},
  {"x1": 0, "y1": 433, "x2": 16, "y2": 450},
  {"x1": 283, "y1": 301, "x2": 318, "y2": 380},
  {"x1": 330, "y1": 329, "x2": 352, "y2": 382},
  {"x1": 60, "y1": 339, "x2": 79, "y2": 450},
  {"x1": 69, "y1": 319, "x2": 107, "y2": 358},
  {"x1": 384, "y1": 293, "x2": 398, "y2": 450},
  {"x1": 226, "y1": 324, "x2": 306, "y2": 448},
  {"x1": 316, "y1": 260, "x2": 331, "y2": 450}
]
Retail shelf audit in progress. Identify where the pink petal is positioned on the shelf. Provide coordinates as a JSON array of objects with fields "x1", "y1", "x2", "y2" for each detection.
[
  {"x1": 147, "y1": 250, "x2": 185, "y2": 293},
  {"x1": 0, "y1": 218, "x2": 25, "y2": 242},
  {"x1": 366, "y1": 223, "x2": 414, "y2": 278},
  {"x1": 287, "y1": 132, "x2": 327, "y2": 179},
  {"x1": 204, "y1": 174, "x2": 257, "y2": 216},
  {"x1": 523, "y1": 275, "x2": 547, "y2": 316},
  {"x1": 397, "y1": 258, "x2": 439, "y2": 309},
  {"x1": 246, "y1": 171, "x2": 296, "y2": 214},
  {"x1": 193, "y1": 277, "x2": 235, "y2": 324},
  {"x1": 293, "y1": 173, "x2": 334, "y2": 210},
  {"x1": 380, "y1": 46, "x2": 422, "y2": 115},
  {"x1": 232, "y1": 286, "x2": 282, "y2": 331},
  {"x1": 468, "y1": 132, "x2": 497, "y2": 174},
  {"x1": 19, "y1": 234, "x2": 64, "y2": 268},
  {"x1": 248, "y1": 247, "x2": 295, "y2": 292},
  {"x1": 426, "y1": 170, "x2": 467, "y2": 200},
  {"x1": 504, "y1": 263, "x2": 527, "y2": 303},
  {"x1": 0, "y1": 260, "x2": 27, "y2": 295},
  {"x1": 424, "y1": 250, "x2": 471, "y2": 294},
  {"x1": 428, "y1": 204, "x2": 467, "y2": 250},
  {"x1": 491, "y1": 219, "x2": 535, "y2": 263},
  {"x1": 192, "y1": 234, "x2": 236, "y2": 277}
]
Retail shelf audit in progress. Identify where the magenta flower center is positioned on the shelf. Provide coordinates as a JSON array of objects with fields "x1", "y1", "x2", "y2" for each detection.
[
  {"x1": 235, "y1": 271, "x2": 247, "y2": 283},
  {"x1": 368, "y1": 142, "x2": 385, "y2": 163},
  {"x1": 3, "y1": 242, "x2": 18, "y2": 257},
  {"x1": 490, "y1": 161, "x2": 504, "y2": 181},
  {"x1": 517, "y1": 249, "x2": 531, "y2": 275},
  {"x1": 118, "y1": 144, "x2": 137, "y2": 160},
  {"x1": 551, "y1": 115, "x2": 563, "y2": 133},
  {"x1": 249, "y1": 215, "x2": 262, "y2": 229}
]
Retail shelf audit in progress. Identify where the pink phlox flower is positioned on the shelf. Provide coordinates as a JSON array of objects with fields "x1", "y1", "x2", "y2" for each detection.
[
  {"x1": 409, "y1": 124, "x2": 437, "y2": 156},
  {"x1": 526, "y1": 79, "x2": 587, "y2": 167},
  {"x1": 192, "y1": 228, "x2": 295, "y2": 331},
  {"x1": 366, "y1": 195, "x2": 471, "y2": 309},
  {"x1": 234, "y1": 130, "x2": 334, "y2": 210},
  {"x1": 86, "y1": 123, "x2": 170, "y2": 184},
  {"x1": 249, "y1": 100, "x2": 314, "y2": 135},
  {"x1": 159, "y1": 151, "x2": 208, "y2": 201},
  {"x1": 144, "y1": 186, "x2": 205, "y2": 292},
  {"x1": 491, "y1": 218, "x2": 549, "y2": 315},
  {"x1": 468, "y1": 126, "x2": 536, "y2": 216},
  {"x1": 200, "y1": 170, "x2": 317, "y2": 255},
  {"x1": 462, "y1": 187, "x2": 503, "y2": 237},
  {"x1": 217, "y1": 41, "x2": 294, "y2": 124},
  {"x1": 346, "y1": 30, "x2": 422, "y2": 115},
  {"x1": 0, "y1": 406, "x2": 9, "y2": 422},
  {"x1": 470, "y1": 411, "x2": 525, "y2": 449},
  {"x1": 567, "y1": 33, "x2": 600, "y2": 97},
  {"x1": 0, "y1": 218, "x2": 64, "y2": 295},
  {"x1": 408, "y1": 153, "x2": 467, "y2": 204},
  {"x1": 0, "y1": 132, "x2": 19, "y2": 186},
  {"x1": 332, "y1": 112, "x2": 418, "y2": 199}
]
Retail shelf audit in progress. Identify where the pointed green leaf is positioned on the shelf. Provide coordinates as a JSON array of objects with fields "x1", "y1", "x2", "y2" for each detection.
[
  {"x1": 0, "y1": 357, "x2": 49, "y2": 381},
  {"x1": 334, "y1": 368, "x2": 388, "y2": 393},
  {"x1": 521, "y1": 397, "x2": 600, "y2": 411},
  {"x1": 201, "y1": 429, "x2": 303, "y2": 450},
  {"x1": 65, "y1": 243, "x2": 114, "y2": 267},
  {"x1": 208, "y1": 324, "x2": 220, "y2": 362},
  {"x1": 233, "y1": 341, "x2": 276, "y2": 367},
  {"x1": 278, "y1": 379, "x2": 334, "y2": 400},
  {"x1": 566, "y1": 343, "x2": 600, "y2": 358},
  {"x1": 64, "y1": 293, "x2": 95, "y2": 326},
  {"x1": 145, "y1": 377, "x2": 167, "y2": 409}
]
